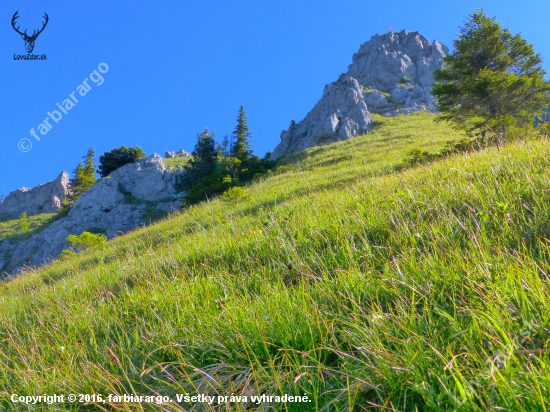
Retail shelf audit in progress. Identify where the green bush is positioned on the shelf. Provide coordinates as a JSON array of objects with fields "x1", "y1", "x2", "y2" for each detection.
[
  {"x1": 18, "y1": 212, "x2": 30, "y2": 234},
  {"x1": 221, "y1": 186, "x2": 248, "y2": 204},
  {"x1": 66, "y1": 231, "x2": 107, "y2": 252},
  {"x1": 98, "y1": 146, "x2": 146, "y2": 178},
  {"x1": 276, "y1": 165, "x2": 291, "y2": 174}
]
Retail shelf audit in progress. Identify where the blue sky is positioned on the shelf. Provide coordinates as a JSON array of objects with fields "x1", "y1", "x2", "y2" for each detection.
[{"x1": 1, "y1": 0, "x2": 549, "y2": 197}]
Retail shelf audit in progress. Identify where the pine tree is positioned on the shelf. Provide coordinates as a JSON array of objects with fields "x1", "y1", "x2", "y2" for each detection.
[
  {"x1": 230, "y1": 106, "x2": 252, "y2": 164},
  {"x1": 432, "y1": 10, "x2": 550, "y2": 139},
  {"x1": 182, "y1": 129, "x2": 218, "y2": 189},
  {"x1": 70, "y1": 148, "x2": 98, "y2": 202}
]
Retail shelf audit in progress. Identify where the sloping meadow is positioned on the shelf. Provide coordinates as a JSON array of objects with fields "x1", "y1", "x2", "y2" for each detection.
[{"x1": 1, "y1": 113, "x2": 550, "y2": 410}]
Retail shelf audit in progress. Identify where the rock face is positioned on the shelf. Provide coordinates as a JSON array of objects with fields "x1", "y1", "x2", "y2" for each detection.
[
  {"x1": 272, "y1": 30, "x2": 449, "y2": 158},
  {"x1": 0, "y1": 155, "x2": 185, "y2": 272},
  {"x1": 0, "y1": 172, "x2": 70, "y2": 217},
  {"x1": 349, "y1": 30, "x2": 449, "y2": 116},
  {"x1": 273, "y1": 76, "x2": 373, "y2": 159}
]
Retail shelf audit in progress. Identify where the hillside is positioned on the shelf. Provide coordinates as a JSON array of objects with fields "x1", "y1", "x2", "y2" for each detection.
[{"x1": 2, "y1": 112, "x2": 550, "y2": 410}]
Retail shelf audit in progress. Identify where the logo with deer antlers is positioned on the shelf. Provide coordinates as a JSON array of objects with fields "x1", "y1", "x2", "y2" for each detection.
[{"x1": 11, "y1": 11, "x2": 49, "y2": 54}]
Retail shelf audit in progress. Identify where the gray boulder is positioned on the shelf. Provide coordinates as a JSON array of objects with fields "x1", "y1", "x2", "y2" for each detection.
[
  {"x1": 1, "y1": 154, "x2": 185, "y2": 272},
  {"x1": 0, "y1": 171, "x2": 70, "y2": 218},
  {"x1": 272, "y1": 76, "x2": 373, "y2": 159}
]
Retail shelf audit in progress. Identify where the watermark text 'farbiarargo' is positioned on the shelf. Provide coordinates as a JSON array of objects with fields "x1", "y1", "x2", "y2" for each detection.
[{"x1": 18, "y1": 63, "x2": 109, "y2": 153}]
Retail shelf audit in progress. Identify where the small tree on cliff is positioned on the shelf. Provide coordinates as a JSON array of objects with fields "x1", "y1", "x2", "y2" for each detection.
[
  {"x1": 432, "y1": 10, "x2": 550, "y2": 139},
  {"x1": 70, "y1": 147, "x2": 98, "y2": 202}
]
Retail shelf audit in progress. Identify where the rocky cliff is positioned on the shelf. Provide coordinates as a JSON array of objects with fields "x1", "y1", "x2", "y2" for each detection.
[
  {"x1": 0, "y1": 172, "x2": 70, "y2": 218},
  {"x1": 0, "y1": 155, "x2": 184, "y2": 272},
  {"x1": 272, "y1": 30, "x2": 449, "y2": 159}
]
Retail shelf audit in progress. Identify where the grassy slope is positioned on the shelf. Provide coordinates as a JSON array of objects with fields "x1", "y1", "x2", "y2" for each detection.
[
  {"x1": 164, "y1": 157, "x2": 190, "y2": 168},
  {"x1": 0, "y1": 213, "x2": 59, "y2": 243},
  {"x1": 2, "y1": 112, "x2": 550, "y2": 410}
]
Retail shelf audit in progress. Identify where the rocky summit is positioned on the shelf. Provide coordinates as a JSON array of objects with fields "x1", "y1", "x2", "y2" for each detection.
[{"x1": 272, "y1": 30, "x2": 449, "y2": 159}]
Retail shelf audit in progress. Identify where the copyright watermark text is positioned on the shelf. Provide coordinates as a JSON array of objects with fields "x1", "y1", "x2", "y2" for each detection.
[
  {"x1": 9, "y1": 392, "x2": 312, "y2": 406},
  {"x1": 19, "y1": 62, "x2": 109, "y2": 153}
]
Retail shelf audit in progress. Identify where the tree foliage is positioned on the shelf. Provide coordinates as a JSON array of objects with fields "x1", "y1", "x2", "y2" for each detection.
[
  {"x1": 98, "y1": 146, "x2": 146, "y2": 178},
  {"x1": 70, "y1": 147, "x2": 98, "y2": 202},
  {"x1": 182, "y1": 106, "x2": 274, "y2": 206},
  {"x1": 432, "y1": 10, "x2": 550, "y2": 138},
  {"x1": 230, "y1": 105, "x2": 252, "y2": 164},
  {"x1": 181, "y1": 129, "x2": 218, "y2": 190}
]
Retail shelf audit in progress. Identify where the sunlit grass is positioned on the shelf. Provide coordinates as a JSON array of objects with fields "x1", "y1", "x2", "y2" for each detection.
[
  {"x1": 1, "y1": 112, "x2": 549, "y2": 410},
  {"x1": 164, "y1": 156, "x2": 190, "y2": 168},
  {"x1": 0, "y1": 212, "x2": 58, "y2": 243}
]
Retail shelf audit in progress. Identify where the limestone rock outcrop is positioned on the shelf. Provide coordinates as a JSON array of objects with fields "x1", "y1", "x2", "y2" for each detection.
[
  {"x1": 0, "y1": 172, "x2": 70, "y2": 217},
  {"x1": 0, "y1": 155, "x2": 185, "y2": 272},
  {"x1": 272, "y1": 30, "x2": 449, "y2": 158},
  {"x1": 165, "y1": 149, "x2": 191, "y2": 159},
  {"x1": 272, "y1": 76, "x2": 373, "y2": 159},
  {"x1": 348, "y1": 30, "x2": 449, "y2": 116}
]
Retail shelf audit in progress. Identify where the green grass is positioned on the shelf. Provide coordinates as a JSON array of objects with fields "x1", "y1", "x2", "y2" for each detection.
[
  {"x1": 0, "y1": 213, "x2": 59, "y2": 243},
  {"x1": 1, "y1": 112, "x2": 550, "y2": 410},
  {"x1": 363, "y1": 88, "x2": 391, "y2": 98},
  {"x1": 164, "y1": 156, "x2": 190, "y2": 168}
]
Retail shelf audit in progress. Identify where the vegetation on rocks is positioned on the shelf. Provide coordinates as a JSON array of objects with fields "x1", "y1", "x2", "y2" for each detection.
[
  {"x1": 98, "y1": 146, "x2": 146, "y2": 178},
  {"x1": 181, "y1": 106, "x2": 273, "y2": 205},
  {"x1": 69, "y1": 147, "x2": 98, "y2": 202}
]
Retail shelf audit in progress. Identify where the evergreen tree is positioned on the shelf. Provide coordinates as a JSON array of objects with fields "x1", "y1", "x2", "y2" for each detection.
[
  {"x1": 180, "y1": 109, "x2": 274, "y2": 207},
  {"x1": 70, "y1": 147, "x2": 98, "y2": 202},
  {"x1": 432, "y1": 10, "x2": 550, "y2": 139},
  {"x1": 181, "y1": 129, "x2": 218, "y2": 189},
  {"x1": 230, "y1": 106, "x2": 252, "y2": 164},
  {"x1": 181, "y1": 128, "x2": 233, "y2": 205}
]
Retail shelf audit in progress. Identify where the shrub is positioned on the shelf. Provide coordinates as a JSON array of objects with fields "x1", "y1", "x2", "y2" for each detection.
[
  {"x1": 221, "y1": 186, "x2": 248, "y2": 204},
  {"x1": 98, "y1": 146, "x2": 146, "y2": 178},
  {"x1": 66, "y1": 231, "x2": 107, "y2": 252},
  {"x1": 18, "y1": 212, "x2": 30, "y2": 233},
  {"x1": 276, "y1": 165, "x2": 291, "y2": 174}
]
